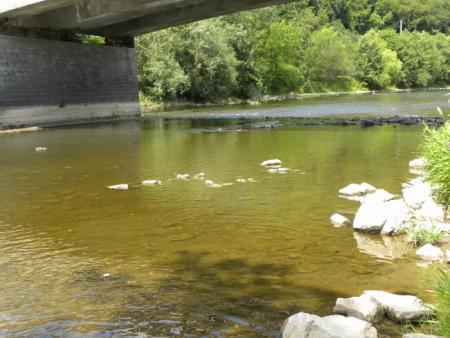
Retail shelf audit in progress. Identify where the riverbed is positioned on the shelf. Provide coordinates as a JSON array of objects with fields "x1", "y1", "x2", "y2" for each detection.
[{"x1": 0, "y1": 91, "x2": 448, "y2": 337}]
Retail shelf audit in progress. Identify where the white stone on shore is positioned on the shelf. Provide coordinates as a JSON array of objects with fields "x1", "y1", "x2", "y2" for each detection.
[
  {"x1": 363, "y1": 290, "x2": 430, "y2": 322},
  {"x1": 282, "y1": 312, "x2": 378, "y2": 338},
  {"x1": 205, "y1": 180, "x2": 222, "y2": 188},
  {"x1": 142, "y1": 180, "x2": 162, "y2": 186},
  {"x1": 176, "y1": 174, "x2": 190, "y2": 180},
  {"x1": 330, "y1": 213, "x2": 350, "y2": 227},
  {"x1": 402, "y1": 179, "x2": 433, "y2": 210},
  {"x1": 414, "y1": 201, "x2": 446, "y2": 222},
  {"x1": 380, "y1": 199, "x2": 412, "y2": 235},
  {"x1": 333, "y1": 294, "x2": 384, "y2": 323},
  {"x1": 409, "y1": 158, "x2": 426, "y2": 169},
  {"x1": 339, "y1": 183, "x2": 377, "y2": 197},
  {"x1": 261, "y1": 159, "x2": 282, "y2": 167},
  {"x1": 108, "y1": 184, "x2": 128, "y2": 190},
  {"x1": 35, "y1": 147, "x2": 47, "y2": 152},
  {"x1": 416, "y1": 244, "x2": 443, "y2": 262}
]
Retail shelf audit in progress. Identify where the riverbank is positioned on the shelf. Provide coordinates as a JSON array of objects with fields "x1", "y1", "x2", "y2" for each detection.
[{"x1": 141, "y1": 88, "x2": 448, "y2": 113}]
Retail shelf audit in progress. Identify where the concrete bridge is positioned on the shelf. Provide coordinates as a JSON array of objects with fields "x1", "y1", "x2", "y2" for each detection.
[{"x1": 0, "y1": 0, "x2": 292, "y2": 129}]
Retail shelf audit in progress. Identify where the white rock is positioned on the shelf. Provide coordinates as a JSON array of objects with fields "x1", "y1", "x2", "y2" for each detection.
[
  {"x1": 194, "y1": 173, "x2": 205, "y2": 180},
  {"x1": 353, "y1": 198, "x2": 388, "y2": 233},
  {"x1": 35, "y1": 147, "x2": 47, "y2": 152},
  {"x1": 330, "y1": 213, "x2": 350, "y2": 227},
  {"x1": 365, "y1": 189, "x2": 395, "y2": 203},
  {"x1": 409, "y1": 158, "x2": 426, "y2": 169},
  {"x1": 261, "y1": 159, "x2": 282, "y2": 167},
  {"x1": 268, "y1": 168, "x2": 278, "y2": 174},
  {"x1": 142, "y1": 180, "x2": 162, "y2": 186},
  {"x1": 380, "y1": 199, "x2": 412, "y2": 236},
  {"x1": 108, "y1": 184, "x2": 128, "y2": 190},
  {"x1": 282, "y1": 312, "x2": 377, "y2": 338},
  {"x1": 364, "y1": 290, "x2": 430, "y2": 322},
  {"x1": 339, "y1": 183, "x2": 376, "y2": 197},
  {"x1": 277, "y1": 167, "x2": 291, "y2": 174},
  {"x1": 205, "y1": 180, "x2": 222, "y2": 188},
  {"x1": 333, "y1": 294, "x2": 384, "y2": 323},
  {"x1": 402, "y1": 181, "x2": 433, "y2": 210},
  {"x1": 416, "y1": 244, "x2": 443, "y2": 262},
  {"x1": 102, "y1": 273, "x2": 111, "y2": 278},
  {"x1": 237, "y1": 178, "x2": 255, "y2": 183},
  {"x1": 282, "y1": 312, "x2": 319, "y2": 338},
  {"x1": 414, "y1": 201, "x2": 446, "y2": 222},
  {"x1": 176, "y1": 174, "x2": 190, "y2": 180},
  {"x1": 446, "y1": 249, "x2": 450, "y2": 264}
]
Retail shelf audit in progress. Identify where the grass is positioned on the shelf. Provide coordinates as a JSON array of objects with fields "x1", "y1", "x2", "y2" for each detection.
[
  {"x1": 430, "y1": 269, "x2": 450, "y2": 337},
  {"x1": 422, "y1": 121, "x2": 450, "y2": 211},
  {"x1": 405, "y1": 224, "x2": 445, "y2": 247}
]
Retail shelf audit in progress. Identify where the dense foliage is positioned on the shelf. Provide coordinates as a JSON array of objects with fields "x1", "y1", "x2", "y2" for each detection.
[
  {"x1": 136, "y1": 0, "x2": 449, "y2": 102},
  {"x1": 431, "y1": 269, "x2": 450, "y2": 337}
]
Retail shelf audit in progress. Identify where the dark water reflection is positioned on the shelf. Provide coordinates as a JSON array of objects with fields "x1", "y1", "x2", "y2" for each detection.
[{"x1": 0, "y1": 101, "x2": 441, "y2": 337}]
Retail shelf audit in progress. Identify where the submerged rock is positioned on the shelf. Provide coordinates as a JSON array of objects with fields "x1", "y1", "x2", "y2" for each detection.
[
  {"x1": 353, "y1": 233, "x2": 409, "y2": 260},
  {"x1": 333, "y1": 294, "x2": 384, "y2": 323},
  {"x1": 194, "y1": 173, "x2": 205, "y2": 180},
  {"x1": 330, "y1": 213, "x2": 350, "y2": 227},
  {"x1": 416, "y1": 244, "x2": 443, "y2": 262},
  {"x1": 142, "y1": 179, "x2": 162, "y2": 186},
  {"x1": 363, "y1": 290, "x2": 430, "y2": 322},
  {"x1": 282, "y1": 312, "x2": 378, "y2": 338},
  {"x1": 236, "y1": 178, "x2": 255, "y2": 183},
  {"x1": 176, "y1": 174, "x2": 190, "y2": 180},
  {"x1": 108, "y1": 184, "x2": 129, "y2": 190},
  {"x1": 261, "y1": 159, "x2": 282, "y2": 167},
  {"x1": 35, "y1": 147, "x2": 47, "y2": 152}
]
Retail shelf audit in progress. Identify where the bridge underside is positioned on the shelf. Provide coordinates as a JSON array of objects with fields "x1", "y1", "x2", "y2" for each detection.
[
  {"x1": 0, "y1": 0, "x2": 292, "y2": 129},
  {"x1": 0, "y1": 0, "x2": 293, "y2": 37}
]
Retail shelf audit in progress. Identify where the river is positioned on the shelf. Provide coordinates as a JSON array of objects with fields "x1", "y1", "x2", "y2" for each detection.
[{"x1": 0, "y1": 91, "x2": 448, "y2": 337}]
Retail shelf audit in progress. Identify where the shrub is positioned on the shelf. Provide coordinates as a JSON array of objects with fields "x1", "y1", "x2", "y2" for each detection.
[
  {"x1": 405, "y1": 224, "x2": 445, "y2": 246},
  {"x1": 422, "y1": 122, "x2": 450, "y2": 210}
]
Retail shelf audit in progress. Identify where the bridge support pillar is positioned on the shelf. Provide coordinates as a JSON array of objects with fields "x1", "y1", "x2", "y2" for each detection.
[{"x1": 0, "y1": 34, "x2": 141, "y2": 129}]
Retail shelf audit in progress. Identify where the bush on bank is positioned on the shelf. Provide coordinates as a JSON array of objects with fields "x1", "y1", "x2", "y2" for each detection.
[
  {"x1": 136, "y1": 1, "x2": 449, "y2": 103},
  {"x1": 422, "y1": 122, "x2": 450, "y2": 211}
]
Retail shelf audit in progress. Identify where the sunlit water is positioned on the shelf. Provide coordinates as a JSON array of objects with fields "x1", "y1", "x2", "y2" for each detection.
[{"x1": 0, "y1": 91, "x2": 448, "y2": 337}]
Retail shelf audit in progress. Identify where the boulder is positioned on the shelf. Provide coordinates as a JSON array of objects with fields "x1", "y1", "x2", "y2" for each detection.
[
  {"x1": 409, "y1": 158, "x2": 426, "y2": 169},
  {"x1": 414, "y1": 201, "x2": 446, "y2": 222},
  {"x1": 339, "y1": 183, "x2": 376, "y2": 197},
  {"x1": 333, "y1": 294, "x2": 384, "y2": 323},
  {"x1": 330, "y1": 213, "x2": 350, "y2": 227},
  {"x1": 353, "y1": 198, "x2": 387, "y2": 233},
  {"x1": 108, "y1": 184, "x2": 128, "y2": 190},
  {"x1": 282, "y1": 312, "x2": 378, "y2": 338},
  {"x1": 363, "y1": 291, "x2": 430, "y2": 322},
  {"x1": 261, "y1": 159, "x2": 282, "y2": 167},
  {"x1": 142, "y1": 180, "x2": 162, "y2": 186},
  {"x1": 380, "y1": 199, "x2": 412, "y2": 235},
  {"x1": 416, "y1": 244, "x2": 443, "y2": 262},
  {"x1": 402, "y1": 180, "x2": 433, "y2": 210}
]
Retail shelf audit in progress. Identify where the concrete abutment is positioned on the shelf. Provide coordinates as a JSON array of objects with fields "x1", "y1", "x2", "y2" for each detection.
[{"x1": 0, "y1": 34, "x2": 141, "y2": 129}]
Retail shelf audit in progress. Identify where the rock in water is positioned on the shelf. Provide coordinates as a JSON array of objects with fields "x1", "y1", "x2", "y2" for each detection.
[
  {"x1": 409, "y1": 158, "x2": 426, "y2": 169},
  {"x1": 194, "y1": 173, "x2": 205, "y2": 180},
  {"x1": 416, "y1": 244, "x2": 443, "y2": 262},
  {"x1": 261, "y1": 159, "x2": 282, "y2": 167},
  {"x1": 108, "y1": 184, "x2": 128, "y2": 190},
  {"x1": 330, "y1": 213, "x2": 350, "y2": 227},
  {"x1": 176, "y1": 174, "x2": 190, "y2": 180},
  {"x1": 142, "y1": 180, "x2": 162, "y2": 186},
  {"x1": 204, "y1": 180, "x2": 222, "y2": 188},
  {"x1": 35, "y1": 147, "x2": 47, "y2": 152},
  {"x1": 333, "y1": 294, "x2": 384, "y2": 323},
  {"x1": 282, "y1": 312, "x2": 378, "y2": 338},
  {"x1": 339, "y1": 183, "x2": 376, "y2": 197},
  {"x1": 353, "y1": 198, "x2": 388, "y2": 233},
  {"x1": 363, "y1": 290, "x2": 430, "y2": 322},
  {"x1": 380, "y1": 199, "x2": 412, "y2": 235}
]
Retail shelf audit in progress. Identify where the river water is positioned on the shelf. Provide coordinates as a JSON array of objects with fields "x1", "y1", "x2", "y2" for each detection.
[{"x1": 0, "y1": 91, "x2": 448, "y2": 337}]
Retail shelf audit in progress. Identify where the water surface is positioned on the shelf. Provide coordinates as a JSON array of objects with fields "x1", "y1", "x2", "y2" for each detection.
[{"x1": 0, "y1": 91, "x2": 446, "y2": 337}]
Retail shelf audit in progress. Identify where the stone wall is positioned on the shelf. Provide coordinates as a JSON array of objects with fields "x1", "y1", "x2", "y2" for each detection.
[{"x1": 0, "y1": 34, "x2": 140, "y2": 129}]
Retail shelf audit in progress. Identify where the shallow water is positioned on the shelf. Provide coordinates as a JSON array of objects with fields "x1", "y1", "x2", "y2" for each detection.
[{"x1": 0, "y1": 91, "x2": 447, "y2": 337}]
